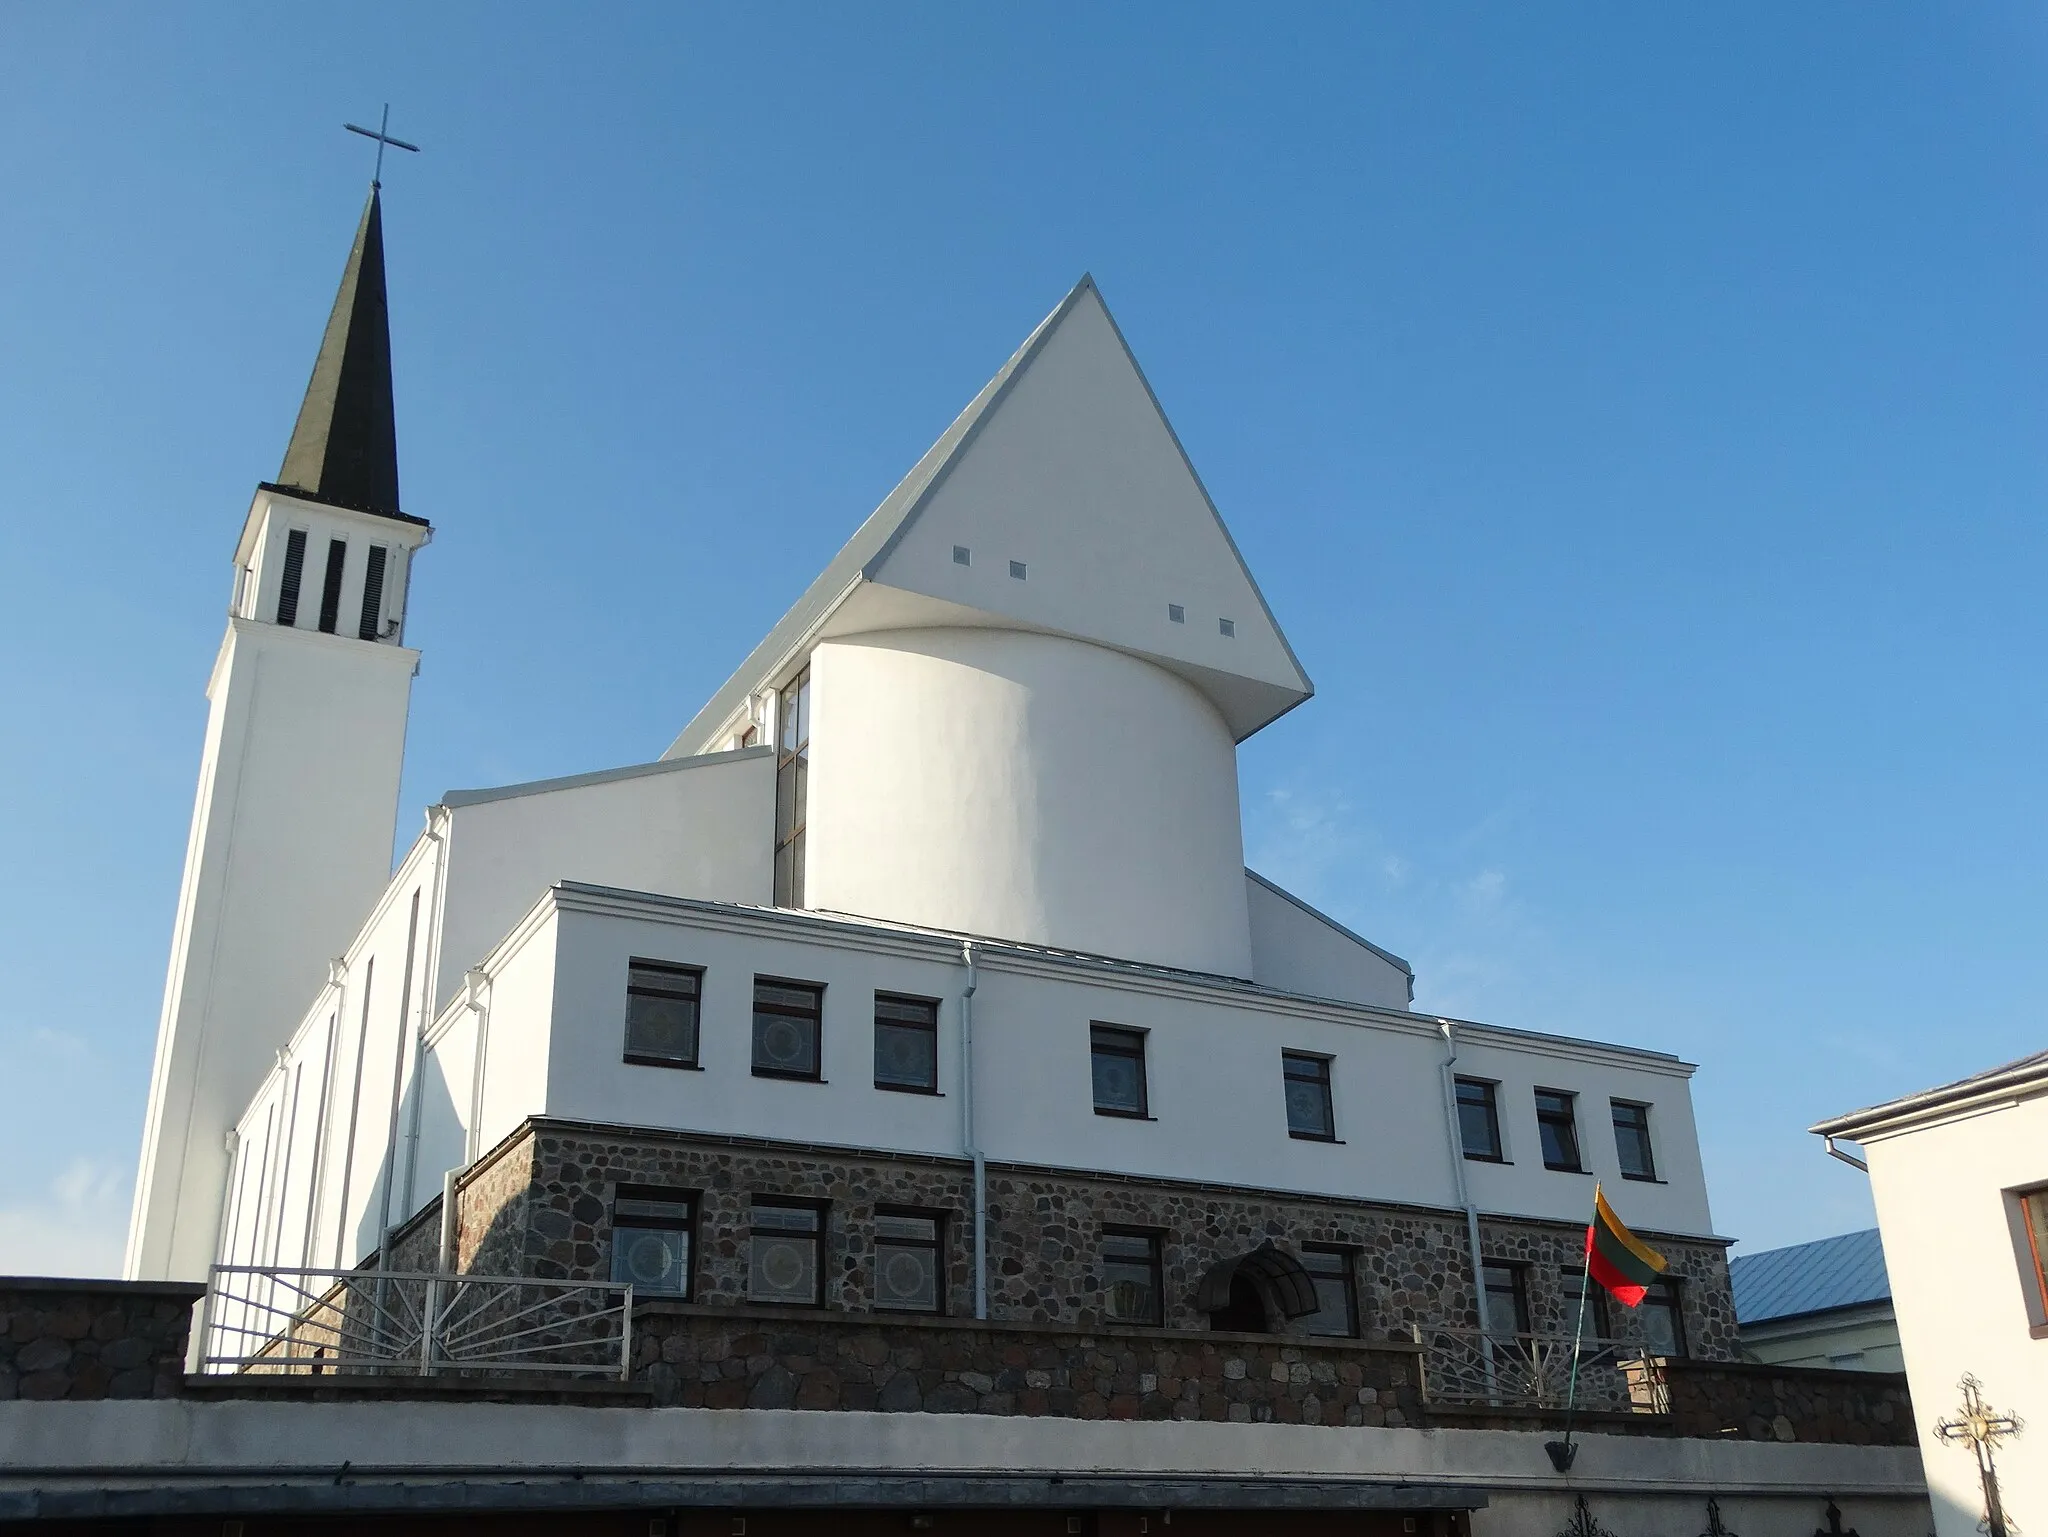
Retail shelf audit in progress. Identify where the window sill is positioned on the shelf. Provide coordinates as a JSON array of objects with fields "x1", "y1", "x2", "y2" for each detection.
[
  {"x1": 1288, "y1": 1132, "x2": 1345, "y2": 1144},
  {"x1": 876, "y1": 1083, "x2": 944, "y2": 1096},
  {"x1": 1545, "y1": 1164, "x2": 1592, "y2": 1175},
  {"x1": 753, "y1": 1071, "x2": 827, "y2": 1084},
  {"x1": 1620, "y1": 1173, "x2": 1664, "y2": 1184},
  {"x1": 2029, "y1": 1322, "x2": 2048, "y2": 1341},
  {"x1": 624, "y1": 1056, "x2": 703, "y2": 1071},
  {"x1": 1094, "y1": 1109, "x2": 1157, "y2": 1121},
  {"x1": 1462, "y1": 1153, "x2": 1511, "y2": 1165}
]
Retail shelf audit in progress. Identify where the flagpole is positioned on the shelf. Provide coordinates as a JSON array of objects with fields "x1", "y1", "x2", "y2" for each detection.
[{"x1": 1547, "y1": 1186, "x2": 1597, "y2": 1474}]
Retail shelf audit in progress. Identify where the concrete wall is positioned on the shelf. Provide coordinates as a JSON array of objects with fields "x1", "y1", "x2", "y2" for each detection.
[
  {"x1": 1862, "y1": 1092, "x2": 2048, "y2": 1537},
  {"x1": 1246, "y1": 873, "x2": 1411, "y2": 1009},
  {"x1": 1743, "y1": 1304, "x2": 1905, "y2": 1372},
  {"x1": 805, "y1": 628, "x2": 1254, "y2": 978}
]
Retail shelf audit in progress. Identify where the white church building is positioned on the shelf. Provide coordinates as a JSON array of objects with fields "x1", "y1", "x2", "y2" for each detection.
[{"x1": 0, "y1": 183, "x2": 1933, "y2": 1535}]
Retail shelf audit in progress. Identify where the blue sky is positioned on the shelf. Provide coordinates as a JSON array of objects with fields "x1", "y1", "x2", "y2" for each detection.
[{"x1": 1, "y1": 4, "x2": 2042, "y2": 1273}]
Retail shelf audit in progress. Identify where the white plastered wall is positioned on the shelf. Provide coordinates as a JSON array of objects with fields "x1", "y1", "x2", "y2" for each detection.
[
  {"x1": 804, "y1": 628, "x2": 1254, "y2": 979},
  {"x1": 1245, "y1": 872, "x2": 1412, "y2": 1009}
]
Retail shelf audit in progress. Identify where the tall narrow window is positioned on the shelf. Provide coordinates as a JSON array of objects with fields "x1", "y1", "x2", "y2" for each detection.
[
  {"x1": 1481, "y1": 1262, "x2": 1530, "y2": 1338},
  {"x1": 1301, "y1": 1246, "x2": 1358, "y2": 1337},
  {"x1": 357, "y1": 545, "x2": 388, "y2": 639},
  {"x1": 874, "y1": 993, "x2": 939, "y2": 1092},
  {"x1": 1282, "y1": 1051, "x2": 1335, "y2": 1140},
  {"x1": 1101, "y1": 1230, "x2": 1163, "y2": 1325},
  {"x1": 753, "y1": 977, "x2": 823, "y2": 1080},
  {"x1": 1456, "y1": 1078, "x2": 1503, "y2": 1161},
  {"x1": 773, "y1": 666, "x2": 810, "y2": 907},
  {"x1": 1612, "y1": 1101, "x2": 1657, "y2": 1180},
  {"x1": 874, "y1": 1210, "x2": 943, "y2": 1313},
  {"x1": 623, "y1": 959, "x2": 702, "y2": 1068},
  {"x1": 1090, "y1": 1024, "x2": 1148, "y2": 1117},
  {"x1": 1561, "y1": 1266, "x2": 1611, "y2": 1338},
  {"x1": 749, "y1": 1199, "x2": 824, "y2": 1305},
  {"x1": 611, "y1": 1186, "x2": 694, "y2": 1297},
  {"x1": 315, "y1": 537, "x2": 347, "y2": 634},
  {"x1": 1535, "y1": 1089, "x2": 1583, "y2": 1172},
  {"x1": 2017, "y1": 1187, "x2": 2048, "y2": 1319},
  {"x1": 275, "y1": 529, "x2": 308, "y2": 626},
  {"x1": 1640, "y1": 1278, "x2": 1686, "y2": 1357}
]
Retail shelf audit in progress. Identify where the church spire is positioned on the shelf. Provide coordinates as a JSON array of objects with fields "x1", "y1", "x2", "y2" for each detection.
[{"x1": 273, "y1": 184, "x2": 402, "y2": 518}]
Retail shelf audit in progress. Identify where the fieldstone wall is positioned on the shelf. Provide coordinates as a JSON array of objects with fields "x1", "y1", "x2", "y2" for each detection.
[
  {"x1": 0, "y1": 1278, "x2": 201, "y2": 1400},
  {"x1": 1662, "y1": 1358, "x2": 1916, "y2": 1446},
  {"x1": 443, "y1": 1119, "x2": 1737, "y2": 1361},
  {"x1": 630, "y1": 1304, "x2": 1424, "y2": 1426}
]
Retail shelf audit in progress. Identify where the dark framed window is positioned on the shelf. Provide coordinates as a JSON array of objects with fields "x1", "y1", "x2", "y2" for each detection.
[
  {"x1": 773, "y1": 666, "x2": 810, "y2": 907},
  {"x1": 1561, "y1": 1266, "x2": 1611, "y2": 1338},
  {"x1": 2021, "y1": 1188, "x2": 2048, "y2": 1317},
  {"x1": 1090, "y1": 1024, "x2": 1149, "y2": 1117},
  {"x1": 1456, "y1": 1078, "x2": 1503, "y2": 1161},
  {"x1": 623, "y1": 959, "x2": 703, "y2": 1067},
  {"x1": 874, "y1": 1209, "x2": 944, "y2": 1313},
  {"x1": 874, "y1": 993, "x2": 939, "y2": 1093},
  {"x1": 753, "y1": 976, "x2": 823, "y2": 1080},
  {"x1": 749, "y1": 1199, "x2": 824, "y2": 1305},
  {"x1": 1612, "y1": 1100, "x2": 1657, "y2": 1180},
  {"x1": 1640, "y1": 1278, "x2": 1686, "y2": 1357},
  {"x1": 610, "y1": 1186, "x2": 694, "y2": 1298},
  {"x1": 1101, "y1": 1230, "x2": 1163, "y2": 1325},
  {"x1": 1301, "y1": 1246, "x2": 1357, "y2": 1337},
  {"x1": 1481, "y1": 1262, "x2": 1530, "y2": 1338},
  {"x1": 1282, "y1": 1051, "x2": 1335, "y2": 1140},
  {"x1": 1535, "y1": 1088, "x2": 1583, "y2": 1172}
]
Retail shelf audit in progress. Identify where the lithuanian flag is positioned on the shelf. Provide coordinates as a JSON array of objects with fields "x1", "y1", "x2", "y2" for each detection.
[{"x1": 1586, "y1": 1185, "x2": 1667, "y2": 1307}]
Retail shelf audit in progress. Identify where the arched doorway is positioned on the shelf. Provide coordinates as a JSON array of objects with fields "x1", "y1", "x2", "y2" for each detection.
[{"x1": 1195, "y1": 1241, "x2": 1320, "y2": 1333}]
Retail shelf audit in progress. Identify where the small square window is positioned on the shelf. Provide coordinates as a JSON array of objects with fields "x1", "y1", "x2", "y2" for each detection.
[
  {"x1": 1301, "y1": 1246, "x2": 1357, "y2": 1337},
  {"x1": 1090, "y1": 1024, "x2": 1148, "y2": 1117},
  {"x1": 1009, "y1": 559, "x2": 1027, "y2": 580},
  {"x1": 623, "y1": 960, "x2": 702, "y2": 1067},
  {"x1": 1218, "y1": 617, "x2": 1235, "y2": 637},
  {"x1": 611, "y1": 1186, "x2": 694, "y2": 1297},
  {"x1": 1101, "y1": 1230, "x2": 1162, "y2": 1325},
  {"x1": 874, "y1": 1210, "x2": 943, "y2": 1313},
  {"x1": 1535, "y1": 1088, "x2": 1583, "y2": 1172},
  {"x1": 874, "y1": 992, "x2": 939, "y2": 1092},
  {"x1": 1612, "y1": 1100, "x2": 1657, "y2": 1180},
  {"x1": 1456, "y1": 1078, "x2": 1503, "y2": 1161},
  {"x1": 753, "y1": 977, "x2": 823, "y2": 1080},
  {"x1": 1282, "y1": 1051, "x2": 1335, "y2": 1140},
  {"x1": 749, "y1": 1199, "x2": 824, "y2": 1305},
  {"x1": 1167, "y1": 603, "x2": 1185, "y2": 623},
  {"x1": 952, "y1": 545, "x2": 970, "y2": 566}
]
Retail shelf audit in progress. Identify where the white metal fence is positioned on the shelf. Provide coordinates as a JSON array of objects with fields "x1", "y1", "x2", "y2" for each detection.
[
  {"x1": 197, "y1": 1266, "x2": 634, "y2": 1381},
  {"x1": 1417, "y1": 1327, "x2": 1668, "y2": 1414}
]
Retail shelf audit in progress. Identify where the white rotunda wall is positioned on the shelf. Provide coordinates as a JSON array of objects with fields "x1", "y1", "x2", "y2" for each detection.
[{"x1": 804, "y1": 627, "x2": 1253, "y2": 978}]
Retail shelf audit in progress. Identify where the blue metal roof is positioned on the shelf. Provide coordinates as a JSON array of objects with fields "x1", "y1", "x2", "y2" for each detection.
[{"x1": 1730, "y1": 1228, "x2": 1891, "y2": 1325}]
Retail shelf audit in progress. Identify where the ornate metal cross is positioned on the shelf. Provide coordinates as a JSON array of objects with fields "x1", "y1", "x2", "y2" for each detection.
[
  {"x1": 344, "y1": 104, "x2": 420, "y2": 187},
  {"x1": 1935, "y1": 1374, "x2": 2025, "y2": 1537}
]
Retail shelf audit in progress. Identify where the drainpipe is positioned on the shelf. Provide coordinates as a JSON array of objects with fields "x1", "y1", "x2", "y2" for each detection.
[
  {"x1": 1437, "y1": 1019, "x2": 1491, "y2": 1336},
  {"x1": 959, "y1": 941, "x2": 987, "y2": 1319}
]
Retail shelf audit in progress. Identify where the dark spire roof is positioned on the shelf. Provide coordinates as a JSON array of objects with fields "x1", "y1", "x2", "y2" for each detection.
[{"x1": 271, "y1": 184, "x2": 409, "y2": 521}]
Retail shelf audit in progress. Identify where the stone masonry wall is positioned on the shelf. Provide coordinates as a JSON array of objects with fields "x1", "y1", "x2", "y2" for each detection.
[
  {"x1": 1662, "y1": 1358, "x2": 1916, "y2": 1446},
  {"x1": 630, "y1": 1304, "x2": 1424, "y2": 1426},
  {"x1": 0, "y1": 1278, "x2": 202, "y2": 1400},
  {"x1": 448, "y1": 1119, "x2": 1736, "y2": 1360}
]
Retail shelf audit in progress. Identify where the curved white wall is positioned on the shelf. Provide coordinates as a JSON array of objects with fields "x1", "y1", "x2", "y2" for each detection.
[{"x1": 804, "y1": 627, "x2": 1253, "y2": 977}]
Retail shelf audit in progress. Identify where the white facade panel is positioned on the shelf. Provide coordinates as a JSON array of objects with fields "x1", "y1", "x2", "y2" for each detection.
[{"x1": 1245, "y1": 872, "x2": 1412, "y2": 1010}]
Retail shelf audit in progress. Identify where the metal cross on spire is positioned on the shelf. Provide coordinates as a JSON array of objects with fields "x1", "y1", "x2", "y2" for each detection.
[
  {"x1": 344, "y1": 104, "x2": 420, "y2": 187},
  {"x1": 1935, "y1": 1374, "x2": 2024, "y2": 1537}
]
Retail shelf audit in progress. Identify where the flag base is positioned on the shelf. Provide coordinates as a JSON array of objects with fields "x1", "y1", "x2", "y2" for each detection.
[{"x1": 1544, "y1": 1441, "x2": 1578, "y2": 1473}]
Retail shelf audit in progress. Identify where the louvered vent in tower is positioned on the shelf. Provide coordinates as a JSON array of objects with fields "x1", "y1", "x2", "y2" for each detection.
[
  {"x1": 275, "y1": 529, "x2": 308, "y2": 626},
  {"x1": 358, "y1": 545, "x2": 388, "y2": 640},
  {"x1": 317, "y1": 538, "x2": 347, "y2": 634}
]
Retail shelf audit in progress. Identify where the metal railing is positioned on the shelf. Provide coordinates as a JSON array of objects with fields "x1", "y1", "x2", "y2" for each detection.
[
  {"x1": 1416, "y1": 1326, "x2": 1668, "y2": 1414},
  {"x1": 197, "y1": 1266, "x2": 634, "y2": 1381}
]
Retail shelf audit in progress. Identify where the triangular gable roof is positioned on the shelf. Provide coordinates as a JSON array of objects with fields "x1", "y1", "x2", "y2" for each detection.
[{"x1": 668, "y1": 275, "x2": 1312, "y2": 756}]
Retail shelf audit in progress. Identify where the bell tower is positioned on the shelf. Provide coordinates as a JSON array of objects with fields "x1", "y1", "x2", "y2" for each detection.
[{"x1": 126, "y1": 185, "x2": 432, "y2": 1280}]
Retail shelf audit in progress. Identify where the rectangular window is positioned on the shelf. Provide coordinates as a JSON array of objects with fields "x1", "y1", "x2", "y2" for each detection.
[
  {"x1": 1535, "y1": 1088, "x2": 1583, "y2": 1172},
  {"x1": 1456, "y1": 1078, "x2": 1503, "y2": 1161},
  {"x1": 1282, "y1": 1051, "x2": 1335, "y2": 1140},
  {"x1": 1482, "y1": 1262, "x2": 1530, "y2": 1338},
  {"x1": 753, "y1": 977, "x2": 823, "y2": 1080},
  {"x1": 749, "y1": 1199, "x2": 824, "y2": 1305},
  {"x1": 1090, "y1": 1024, "x2": 1148, "y2": 1117},
  {"x1": 611, "y1": 1186, "x2": 693, "y2": 1297},
  {"x1": 623, "y1": 959, "x2": 702, "y2": 1067},
  {"x1": 1301, "y1": 1246, "x2": 1358, "y2": 1337},
  {"x1": 357, "y1": 544, "x2": 388, "y2": 640},
  {"x1": 1101, "y1": 1230, "x2": 1162, "y2": 1325},
  {"x1": 1640, "y1": 1278, "x2": 1686, "y2": 1357},
  {"x1": 1561, "y1": 1266, "x2": 1611, "y2": 1338},
  {"x1": 874, "y1": 993, "x2": 939, "y2": 1092},
  {"x1": 874, "y1": 1210, "x2": 943, "y2": 1313},
  {"x1": 772, "y1": 666, "x2": 811, "y2": 907},
  {"x1": 317, "y1": 536, "x2": 347, "y2": 634},
  {"x1": 2021, "y1": 1188, "x2": 2048, "y2": 1317},
  {"x1": 1612, "y1": 1100, "x2": 1657, "y2": 1180},
  {"x1": 275, "y1": 528, "x2": 308, "y2": 626}
]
